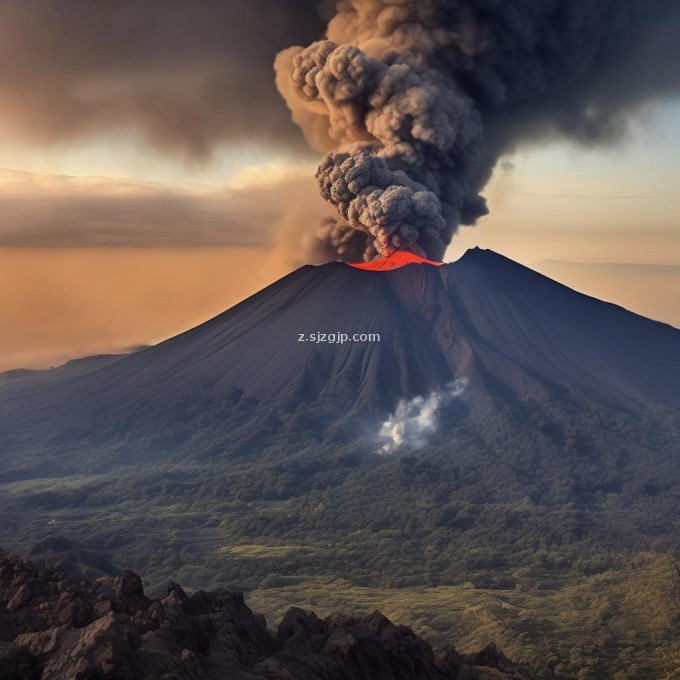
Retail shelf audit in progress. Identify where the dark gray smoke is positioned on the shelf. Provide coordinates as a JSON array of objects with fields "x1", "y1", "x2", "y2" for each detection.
[
  {"x1": 0, "y1": 0, "x2": 327, "y2": 159},
  {"x1": 276, "y1": 0, "x2": 680, "y2": 261},
  {"x1": 312, "y1": 216, "x2": 380, "y2": 262}
]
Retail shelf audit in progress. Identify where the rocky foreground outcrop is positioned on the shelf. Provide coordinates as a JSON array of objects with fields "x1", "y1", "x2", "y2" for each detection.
[{"x1": 0, "y1": 553, "x2": 532, "y2": 679}]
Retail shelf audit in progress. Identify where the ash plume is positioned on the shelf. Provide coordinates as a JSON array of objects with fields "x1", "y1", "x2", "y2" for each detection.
[
  {"x1": 276, "y1": 0, "x2": 680, "y2": 261},
  {"x1": 0, "y1": 0, "x2": 328, "y2": 159}
]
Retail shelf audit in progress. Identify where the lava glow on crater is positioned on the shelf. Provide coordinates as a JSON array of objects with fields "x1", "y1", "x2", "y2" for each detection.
[{"x1": 349, "y1": 251, "x2": 443, "y2": 271}]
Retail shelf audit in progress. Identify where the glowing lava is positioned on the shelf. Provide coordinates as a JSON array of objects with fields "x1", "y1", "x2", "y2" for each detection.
[{"x1": 349, "y1": 251, "x2": 443, "y2": 271}]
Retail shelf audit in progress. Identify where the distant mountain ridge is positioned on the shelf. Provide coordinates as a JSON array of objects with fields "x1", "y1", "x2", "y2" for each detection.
[
  {"x1": 537, "y1": 259, "x2": 680, "y2": 272},
  {"x1": 534, "y1": 258, "x2": 680, "y2": 328}
]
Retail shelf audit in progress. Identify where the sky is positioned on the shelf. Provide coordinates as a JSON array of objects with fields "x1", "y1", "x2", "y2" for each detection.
[{"x1": 0, "y1": 1, "x2": 679, "y2": 372}]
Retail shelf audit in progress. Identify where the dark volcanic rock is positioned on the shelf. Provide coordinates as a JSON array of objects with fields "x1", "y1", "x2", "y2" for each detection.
[{"x1": 0, "y1": 553, "x2": 533, "y2": 680}]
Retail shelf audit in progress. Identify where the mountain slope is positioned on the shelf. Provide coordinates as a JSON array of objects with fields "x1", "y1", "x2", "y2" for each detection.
[{"x1": 0, "y1": 248, "x2": 678, "y2": 475}]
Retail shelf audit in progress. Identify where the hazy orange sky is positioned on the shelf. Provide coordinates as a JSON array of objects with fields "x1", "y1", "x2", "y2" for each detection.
[
  {"x1": 0, "y1": 2, "x2": 678, "y2": 371},
  {"x1": 2, "y1": 126, "x2": 678, "y2": 373}
]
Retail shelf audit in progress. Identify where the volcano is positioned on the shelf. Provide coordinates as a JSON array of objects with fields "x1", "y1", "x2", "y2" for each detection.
[
  {"x1": 2, "y1": 248, "x2": 679, "y2": 678},
  {"x1": 0, "y1": 247, "x2": 678, "y2": 475}
]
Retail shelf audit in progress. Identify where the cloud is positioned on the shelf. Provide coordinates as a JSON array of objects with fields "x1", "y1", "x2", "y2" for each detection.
[
  {"x1": 0, "y1": 0, "x2": 327, "y2": 159},
  {"x1": 0, "y1": 167, "x2": 331, "y2": 249}
]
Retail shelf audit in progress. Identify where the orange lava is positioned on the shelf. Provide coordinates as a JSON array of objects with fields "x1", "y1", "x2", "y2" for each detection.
[{"x1": 349, "y1": 251, "x2": 443, "y2": 271}]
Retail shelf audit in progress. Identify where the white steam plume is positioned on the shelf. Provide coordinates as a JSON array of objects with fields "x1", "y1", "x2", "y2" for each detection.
[{"x1": 378, "y1": 378, "x2": 468, "y2": 455}]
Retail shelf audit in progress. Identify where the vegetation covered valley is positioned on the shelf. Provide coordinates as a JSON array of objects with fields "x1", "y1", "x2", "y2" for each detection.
[{"x1": 1, "y1": 393, "x2": 678, "y2": 679}]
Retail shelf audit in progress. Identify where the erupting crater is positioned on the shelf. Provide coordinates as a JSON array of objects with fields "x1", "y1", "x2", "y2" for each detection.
[{"x1": 349, "y1": 251, "x2": 443, "y2": 271}]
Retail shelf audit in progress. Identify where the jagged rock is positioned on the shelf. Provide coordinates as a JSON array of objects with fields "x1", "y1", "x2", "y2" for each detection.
[
  {"x1": 0, "y1": 552, "x2": 534, "y2": 680},
  {"x1": 6, "y1": 587, "x2": 31, "y2": 614},
  {"x1": 113, "y1": 571, "x2": 144, "y2": 599}
]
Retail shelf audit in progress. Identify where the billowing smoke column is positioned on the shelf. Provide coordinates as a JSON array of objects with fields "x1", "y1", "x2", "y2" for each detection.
[
  {"x1": 277, "y1": 34, "x2": 484, "y2": 260},
  {"x1": 276, "y1": 0, "x2": 680, "y2": 261}
]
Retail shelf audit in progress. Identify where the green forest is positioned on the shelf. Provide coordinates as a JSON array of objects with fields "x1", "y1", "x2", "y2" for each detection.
[{"x1": 1, "y1": 392, "x2": 678, "y2": 679}]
